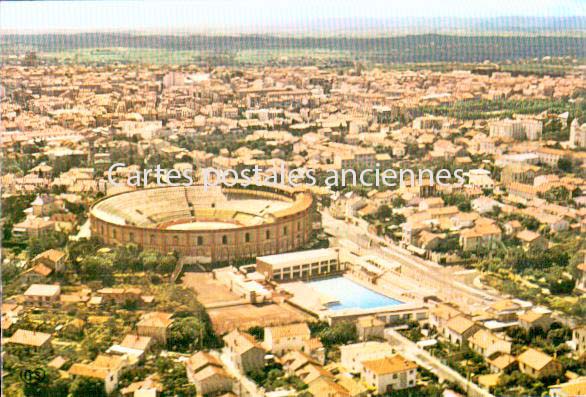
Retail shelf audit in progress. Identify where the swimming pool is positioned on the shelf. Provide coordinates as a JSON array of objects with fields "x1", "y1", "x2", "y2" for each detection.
[{"x1": 307, "y1": 277, "x2": 403, "y2": 310}]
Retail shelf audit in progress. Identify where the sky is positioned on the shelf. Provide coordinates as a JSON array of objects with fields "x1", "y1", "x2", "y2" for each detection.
[{"x1": 1, "y1": 0, "x2": 585, "y2": 33}]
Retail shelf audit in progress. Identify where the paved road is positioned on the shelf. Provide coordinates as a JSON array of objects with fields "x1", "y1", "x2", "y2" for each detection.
[{"x1": 385, "y1": 328, "x2": 493, "y2": 397}]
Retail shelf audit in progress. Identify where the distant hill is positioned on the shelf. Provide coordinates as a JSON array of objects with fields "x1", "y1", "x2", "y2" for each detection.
[{"x1": 2, "y1": 32, "x2": 585, "y2": 63}]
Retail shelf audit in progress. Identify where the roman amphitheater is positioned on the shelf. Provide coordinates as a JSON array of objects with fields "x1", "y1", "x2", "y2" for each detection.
[{"x1": 90, "y1": 184, "x2": 316, "y2": 262}]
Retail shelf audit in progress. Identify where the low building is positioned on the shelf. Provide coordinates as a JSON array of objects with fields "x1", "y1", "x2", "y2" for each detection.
[
  {"x1": 549, "y1": 377, "x2": 586, "y2": 397},
  {"x1": 307, "y1": 376, "x2": 351, "y2": 397},
  {"x1": 256, "y1": 248, "x2": 344, "y2": 281},
  {"x1": 459, "y1": 223, "x2": 502, "y2": 251},
  {"x1": 31, "y1": 249, "x2": 66, "y2": 272},
  {"x1": 186, "y1": 352, "x2": 233, "y2": 396},
  {"x1": 136, "y1": 312, "x2": 173, "y2": 344},
  {"x1": 6, "y1": 329, "x2": 52, "y2": 350},
  {"x1": 517, "y1": 348, "x2": 562, "y2": 378},
  {"x1": 468, "y1": 329, "x2": 512, "y2": 358},
  {"x1": 444, "y1": 315, "x2": 480, "y2": 345},
  {"x1": 223, "y1": 329, "x2": 265, "y2": 373},
  {"x1": 487, "y1": 299, "x2": 522, "y2": 322},
  {"x1": 360, "y1": 354, "x2": 417, "y2": 394},
  {"x1": 69, "y1": 354, "x2": 130, "y2": 395},
  {"x1": 576, "y1": 263, "x2": 586, "y2": 293},
  {"x1": 429, "y1": 303, "x2": 462, "y2": 334},
  {"x1": 97, "y1": 287, "x2": 143, "y2": 304},
  {"x1": 356, "y1": 316, "x2": 385, "y2": 341},
  {"x1": 518, "y1": 309, "x2": 553, "y2": 332},
  {"x1": 487, "y1": 353, "x2": 516, "y2": 374},
  {"x1": 516, "y1": 230, "x2": 548, "y2": 251},
  {"x1": 12, "y1": 217, "x2": 55, "y2": 237},
  {"x1": 23, "y1": 284, "x2": 61, "y2": 305},
  {"x1": 120, "y1": 375, "x2": 163, "y2": 397},
  {"x1": 31, "y1": 194, "x2": 60, "y2": 216},
  {"x1": 572, "y1": 326, "x2": 586, "y2": 356},
  {"x1": 340, "y1": 342, "x2": 395, "y2": 374},
  {"x1": 264, "y1": 322, "x2": 311, "y2": 356}
]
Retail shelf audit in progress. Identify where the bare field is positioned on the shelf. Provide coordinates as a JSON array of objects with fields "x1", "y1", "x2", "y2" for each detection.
[
  {"x1": 207, "y1": 303, "x2": 313, "y2": 334},
  {"x1": 181, "y1": 272, "x2": 240, "y2": 305}
]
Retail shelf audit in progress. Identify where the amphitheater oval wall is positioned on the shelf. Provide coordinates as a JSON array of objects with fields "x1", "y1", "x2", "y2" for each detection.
[{"x1": 89, "y1": 184, "x2": 315, "y2": 262}]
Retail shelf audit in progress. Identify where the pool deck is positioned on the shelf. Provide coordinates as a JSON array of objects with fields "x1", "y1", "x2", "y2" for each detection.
[{"x1": 281, "y1": 274, "x2": 423, "y2": 319}]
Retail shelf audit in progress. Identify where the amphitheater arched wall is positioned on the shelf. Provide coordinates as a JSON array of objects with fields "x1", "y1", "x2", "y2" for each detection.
[{"x1": 89, "y1": 185, "x2": 315, "y2": 262}]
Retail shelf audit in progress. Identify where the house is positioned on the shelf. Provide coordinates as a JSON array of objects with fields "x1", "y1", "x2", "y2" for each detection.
[
  {"x1": 46, "y1": 357, "x2": 66, "y2": 372},
  {"x1": 120, "y1": 375, "x2": 163, "y2": 397},
  {"x1": 69, "y1": 354, "x2": 130, "y2": 395},
  {"x1": 186, "y1": 351, "x2": 233, "y2": 396},
  {"x1": 340, "y1": 342, "x2": 395, "y2": 374},
  {"x1": 459, "y1": 223, "x2": 502, "y2": 251},
  {"x1": 282, "y1": 350, "x2": 320, "y2": 373},
  {"x1": 31, "y1": 194, "x2": 60, "y2": 216},
  {"x1": 295, "y1": 361, "x2": 334, "y2": 384},
  {"x1": 20, "y1": 263, "x2": 54, "y2": 283},
  {"x1": 304, "y1": 337, "x2": 326, "y2": 365},
  {"x1": 1, "y1": 303, "x2": 23, "y2": 333},
  {"x1": 549, "y1": 377, "x2": 586, "y2": 397},
  {"x1": 356, "y1": 316, "x2": 385, "y2": 341},
  {"x1": 360, "y1": 354, "x2": 417, "y2": 394},
  {"x1": 468, "y1": 329, "x2": 512, "y2": 358},
  {"x1": 518, "y1": 309, "x2": 554, "y2": 332},
  {"x1": 477, "y1": 373, "x2": 501, "y2": 391},
  {"x1": 487, "y1": 353, "x2": 516, "y2": 374},
  {"x1": 444, "y1": 315, "x2": 480, "y2": 345},
  {"x1": 517, "y1": 348, "x2": 562, "y2": 378},
  {"x1": 516, "y1": 229, "x2": 548, "y2": 251},
  {"x1": 97, "y1": 287, "x2": 143, "y2": 304},
  {"x1": 31, "y1": 249, "x2": 66, "y2": 272},
  {"x1": 471, "y1": 197, "x2": 500, "y2": 214},
  {"x1": 572, "y1": 326, "x2": 586, "y2": 356},
  {"x1": 429, "y1": 303, "x2": 462, "y2": 334},
  {"x1": 12, "y1": 217, "x2": 55, "y2": 237},
  {"x1": 6, "y1": 329, "x2": 52, "y2": 350},
  {"x1": 136, "y1": 312, "x2": 173, "y2": 344},
  {"x1": 504, "y1": 220, "x2": 522, "y2": 236},
  {"x1": 575, "y1": 263, "x2": 586, "y2": 293},
  {"x1": 307, "y1": 376, "x2": 351, "y2": 397},
  {"x1": 264, "y1": 322, "x2": 311, "y2": 355},
  {"x1": 119, "y1": 334, "x2": 153, "y2": 353},
  {"x1": 223, "y1": 329, "x2": 265, "y2": 373},
  {"x1": 106, "y1": 334, "x2": 154, "y2": 361},
  {"x1": 23, "y1": 284, "x2": 61, "y2": 305},
  {"x1": 487, "y1": 299, "x2": 521, "y2": 322}
]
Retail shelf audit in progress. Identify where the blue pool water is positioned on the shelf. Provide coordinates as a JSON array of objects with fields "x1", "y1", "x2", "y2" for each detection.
[{"x1": 308, "y1": 277, "x2": 403, "y2": 311}]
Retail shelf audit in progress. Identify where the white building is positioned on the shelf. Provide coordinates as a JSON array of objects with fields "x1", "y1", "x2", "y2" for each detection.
[
  {"x1": 340, "y1": 341, "x2": 395, "y2": 373},
  {"x1": 489, "y1": 119, "x2": 542, "y2": 141},
  {"x1": 361, "y1": 354, "x2": 417, "y2": 394},
  {"x1": 264, "y1": 322, "x2": 311, "y2": 355},
  {"x1": 569, "y1": 119, "x2": 586, "y2": 148}
]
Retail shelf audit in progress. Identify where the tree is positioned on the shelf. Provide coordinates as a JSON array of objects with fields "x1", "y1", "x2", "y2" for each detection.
[
  {"x1": 67, "y1": 237, "x2": 101, "y2": 264},
  {"x1": 376, "y1": 205, "x2": 392, "y2": 220},
  {"x1": 521, "y1": 216, "x2": 540, "y2": 231},
  {"x1": 23, "y1": 367, "x2": 69, "y2": 397},
  {"x1": 113, "y1": 244, "x2": 143, "y2": 271},
  {"x1": 79, "y1": 255, "x2": 115, "y2": 286},
  {"x1": 70, "y1": 377, "x2": 106, "y2": 397},
  {"x1": 318, "y1": 321, "x2": 357, "y2": 347},
  {"x1": 156, "y1": 357, "x2": 196, "y2": 397},
  {"x1": 167, "y1": 317, "x2": 205, "y2": 352},
  {"x1": 28, "y1": 231, "x2": 68, "y2": 257},
  {"x1": 558, "y1": 157, "x2": 573, "y2": 173},
  {"x1": 391, "y1": 196, "x2": 406, "y2": 208},
  {"x1": 247, "y1": 326, "x2": 264, "y2": 341}
]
